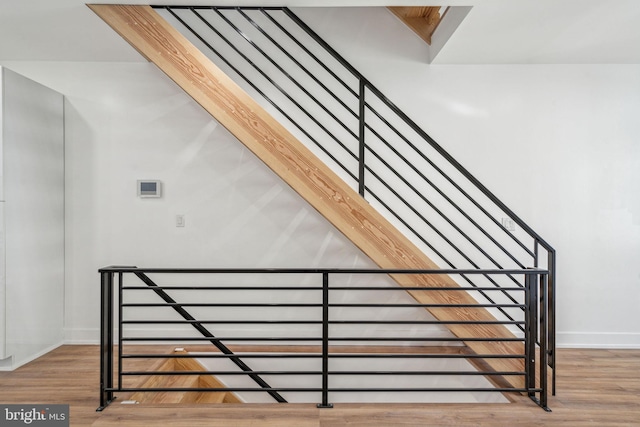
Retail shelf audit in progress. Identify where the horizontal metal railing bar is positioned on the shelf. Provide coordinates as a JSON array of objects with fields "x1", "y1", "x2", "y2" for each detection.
[
  {"x1": 329, "y1": 320, "x2": 521, "y2": 325},
  {"x1": 120, "y1": 320, "x2": 524, "y2": 325},
  {"x1": 101, "y1": 266, "x2": 548, "y2": 275},
  {"x1": 121, "y1": 285, "x2": 527, "y2": 292},
  {"x1": 121, "y1": 371, "x2": 322, "y2": 376},
  {"x1": 322, "y1": 387, "x2": 536, "y2": 392},
  {"x1": 328, "y1": 286, "x2": 527, "y2": 291},
  {"x1": 120, "y1": 336, "x2": 524, "y2": 342},
  {"x1": 122, "y1": 353, "x2": 318, "y2": 359},
  {"x1": 121, "y1": 337, "x2": 322, "y2": 342},
  {"x1": 122, "y1": 353, "x2": 525, "y2": 359},
  {"x1": 122, "y1": 303, "x2": 324, "y2": 307},
  {"x1": 316, "y1": 336, "x2": 524, "y2": 342},
  {"x1": 329, "y1": 303, "x2": 525, "y2": 308},
  {"x1": 121, "y1": 370, "x2": 525, "y2": 376},
  {"x1": 107, "y1": 386, "x2": 537, "y2": 393},
  {"x1": 117, "y1": 336, "x2": 524, "y2": 342},
  {"x1": 123, "y1": 320, "x2": 321, "y2": 324},
  {"x1": 122, "y1": 286, "x2": 325, "y2": 290},
  {"x1": 121, "y1": 302, "x2": 525, "y2": 308}
]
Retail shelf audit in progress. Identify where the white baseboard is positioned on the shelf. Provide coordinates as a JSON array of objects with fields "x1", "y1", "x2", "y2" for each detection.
[
  {"x1": 0, "y1": 341, "x2": 64, "y2": 371},
  {"x1": 557, "y1": 332, "x2": 640, "y2": 349},
  {"x1": 64, "y1": 328, "x2": 100, "y2": 344}
]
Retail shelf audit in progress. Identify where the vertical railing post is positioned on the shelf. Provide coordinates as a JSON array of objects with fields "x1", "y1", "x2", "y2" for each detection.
[
  {"x1": 97, "y1": 270, "x2": 114, "y2": 411},
  {"x1": 539, "y1": 272, "x2": 551, "y2": 411},
  {"x1": 358, "y1": 79, "x2": 366, "y2": 197},
  {"x1": 548, "y1": 250, "x2": 556, "y2": 396},
  {"x1": 317, "y1": 272, "x2": 333, "y2": 408},
  {"x1": 524, "y1": 271, "x2": 537, "y2": 400},
  {"x1": 117, "y1": 272, "x2": 124, "y2": 394}
]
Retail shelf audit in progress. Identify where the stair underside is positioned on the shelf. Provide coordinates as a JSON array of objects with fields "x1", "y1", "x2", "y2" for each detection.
[
  {"x1": 129, "y1": 350, "x2": 242, "y2": 404},
  {"x1": 89, "y1": 5, "x2": 524, "y2": 389},
  {"x1": 388, "y1": 6, "x2": 445, "y2": 45}
]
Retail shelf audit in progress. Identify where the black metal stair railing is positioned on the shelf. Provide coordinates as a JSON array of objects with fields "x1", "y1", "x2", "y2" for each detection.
[
  {"x1": 152, "y1": 5, "x2": 555, "y2": 390},
  {"x1": 98, "y1": 266, "x2": 551, "y2": 411}
]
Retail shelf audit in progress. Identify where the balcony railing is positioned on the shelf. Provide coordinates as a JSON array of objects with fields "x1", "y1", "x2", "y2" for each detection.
[{"x1": 98, "y1": 266, "x2": 551, "y2": 411}]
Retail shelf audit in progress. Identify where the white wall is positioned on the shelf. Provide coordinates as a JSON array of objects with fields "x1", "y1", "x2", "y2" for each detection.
[
  {"x1": 0, "y1": 68, "x2": 5, "y2": 360},
  {"x1": 0, "y1": 67, "x2": 65, "y2": 369},
  {"x1": 2, "y1": 7, "x2": 639, "y2": 349}
]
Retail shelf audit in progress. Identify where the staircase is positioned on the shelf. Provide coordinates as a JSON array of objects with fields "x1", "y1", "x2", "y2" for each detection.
[{"x1": 90, "y1": 5, "x2": 555, "y2": 409}]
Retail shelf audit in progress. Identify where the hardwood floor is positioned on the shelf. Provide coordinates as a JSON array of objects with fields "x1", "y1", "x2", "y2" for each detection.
[{"x1": 0, "y1": 346, "x2": 639, "y2": 426}]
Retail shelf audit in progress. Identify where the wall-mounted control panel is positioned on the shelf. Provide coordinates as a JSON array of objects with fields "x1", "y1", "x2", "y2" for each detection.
[{"x1": 137, "y1": 180, "x2": 162, "y2": 198}]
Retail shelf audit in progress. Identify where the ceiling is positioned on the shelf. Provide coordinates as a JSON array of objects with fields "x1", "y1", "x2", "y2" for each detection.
[{"x1": 0, "y1": 0, "x2": 639, "y2": 64}]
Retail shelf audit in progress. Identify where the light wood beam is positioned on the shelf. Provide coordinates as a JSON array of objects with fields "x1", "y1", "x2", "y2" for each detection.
[{"x1": 88, "y1": 4, "x2": 524, "y2": 387}]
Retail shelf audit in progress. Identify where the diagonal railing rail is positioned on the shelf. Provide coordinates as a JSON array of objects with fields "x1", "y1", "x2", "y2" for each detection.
[{"x1": 153, "y1": 5, "x2": 556, "y2": 390}]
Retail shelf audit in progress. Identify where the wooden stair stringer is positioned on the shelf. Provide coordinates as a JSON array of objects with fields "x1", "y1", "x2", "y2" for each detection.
[{"x1": 88, "y1": 4, "x2": 524, "y2": 389}]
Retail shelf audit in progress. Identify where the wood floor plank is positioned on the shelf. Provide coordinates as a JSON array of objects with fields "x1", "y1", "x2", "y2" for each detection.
[
  {"x1": 91, "y1": 404, "x2": 322, "y2": 427},
  {"x1": 0, "y1": 346, "x2": 639, "y2": 426}
]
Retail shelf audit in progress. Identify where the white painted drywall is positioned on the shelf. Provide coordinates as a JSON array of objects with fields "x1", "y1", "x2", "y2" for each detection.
[
  {"x1": 0, "y1": 67, "x2": 65, "y2": 369},
  {"x1": 0, "y1": 67, "x2": 5, "y2": 361},
  {"x1": 1, "y1": 7, "x2": 639, "y2": 349}
]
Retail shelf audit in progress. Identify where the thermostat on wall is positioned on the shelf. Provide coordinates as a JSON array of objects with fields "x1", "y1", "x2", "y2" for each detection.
[{"x1": 137, "y1": 180, "x2": 162, "y2": 198}]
